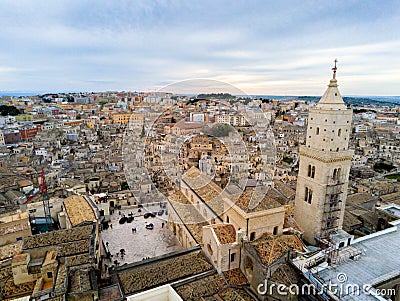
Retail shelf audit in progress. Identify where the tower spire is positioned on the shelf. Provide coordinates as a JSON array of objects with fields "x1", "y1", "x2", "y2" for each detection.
[
  {"x1": 316, "y1": 59, "x2": 346, "y2": 109},
  {"x1": 332, "y1": 58, "x2": 338, "y2": 79}
]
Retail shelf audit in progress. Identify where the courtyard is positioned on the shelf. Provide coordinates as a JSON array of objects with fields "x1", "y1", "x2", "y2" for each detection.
[{"x1": 101, "y1": 206, "x2": 183, "y2": 267}]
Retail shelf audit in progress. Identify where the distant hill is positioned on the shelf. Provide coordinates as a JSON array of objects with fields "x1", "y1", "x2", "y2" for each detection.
[{"x1": 297, "y1": 96, "x2": 399, "y2": 107}]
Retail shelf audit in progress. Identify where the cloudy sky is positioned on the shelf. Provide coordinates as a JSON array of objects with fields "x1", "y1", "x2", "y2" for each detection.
[{"x1": 0, "y1": 0, "x2": 399, "y2": 95}]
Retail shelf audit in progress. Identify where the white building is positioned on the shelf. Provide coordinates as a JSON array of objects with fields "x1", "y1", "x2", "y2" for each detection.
[
  {"x1": 189, "y1": 112, "x2": 205, "y2": 122},
  {"x1": 0, "y1": 131, "x2": 5, "y2": 146}
]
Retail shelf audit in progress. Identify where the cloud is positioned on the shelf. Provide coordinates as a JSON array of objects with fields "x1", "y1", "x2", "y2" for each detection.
[{"x1": 0, "y1": 0, "x2": 399, "y2": 94}]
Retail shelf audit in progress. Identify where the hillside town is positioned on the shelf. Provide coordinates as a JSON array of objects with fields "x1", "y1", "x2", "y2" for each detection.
[{"x1": 0, "y1": 68, "x2": 399, "y2": 301}]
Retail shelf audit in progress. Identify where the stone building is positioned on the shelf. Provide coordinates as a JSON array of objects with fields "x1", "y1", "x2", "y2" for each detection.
[
  {"x1": 294, "y1": 65, "x2": 354, "y2": 245},
  {"x1": 0, "y1": 211, "x2": 32, "y2": 247}
]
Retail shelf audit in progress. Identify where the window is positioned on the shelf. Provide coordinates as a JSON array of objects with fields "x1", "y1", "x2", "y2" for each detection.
[
  {"x1": 250, "y1": 232, "x2": 256, "y2": 241},
  {"x1": 230, "y1": 252, "x2": 236, "y2": 262},
  {"x1": 226, "y1": 216, "x2": 230, "y2": 223},
  {"x1": 316, "y1": 127, "x2": 320, "y2": 135},
  {"x1": 305, "y1": 187, "x2": 312, "y2": 204},
  {"x1": 304, "y1": 187, "x2": 309, "y2": 202},
  {"x1": 338, "y1": 129, "x2": 342, "y2": 137},
  {"x1": 273, "y1": 226, "x2": 278, "y2": 235},
  {"x1": 308, "y1": 165, "x2": 315, "y2": 178}
]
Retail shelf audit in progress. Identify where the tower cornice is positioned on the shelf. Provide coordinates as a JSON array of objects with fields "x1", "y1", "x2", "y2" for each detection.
[{"x1": 299, "y1": 146, "x2": 354, "y2": 163}]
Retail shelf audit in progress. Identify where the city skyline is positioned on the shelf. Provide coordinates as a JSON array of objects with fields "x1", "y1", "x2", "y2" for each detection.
[{"x1": 1, "y1": 0, "x2": 400, "y2": 96}]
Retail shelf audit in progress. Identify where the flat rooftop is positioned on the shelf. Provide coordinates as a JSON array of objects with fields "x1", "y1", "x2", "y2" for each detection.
[
  {"x1": 316, "y1": 225, "x2": 400, "y2": 300},
  {"x1": 380, "y1": 204, "x2": 400, "y2": 218}
]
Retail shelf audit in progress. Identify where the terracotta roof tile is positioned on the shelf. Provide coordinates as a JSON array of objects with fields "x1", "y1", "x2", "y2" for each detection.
[{"x1": 64, "y1": 195, "x2": 96, "y2": 227}]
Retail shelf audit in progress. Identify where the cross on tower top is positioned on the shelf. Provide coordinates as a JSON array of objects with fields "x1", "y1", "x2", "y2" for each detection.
[{"x1": 332, "y1": 59, "x2": 338, "y2": 79}]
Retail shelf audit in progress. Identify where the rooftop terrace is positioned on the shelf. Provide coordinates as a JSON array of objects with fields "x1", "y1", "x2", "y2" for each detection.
[{"x1": 316, "y1": 224, "x2": 400, "y2": 300}]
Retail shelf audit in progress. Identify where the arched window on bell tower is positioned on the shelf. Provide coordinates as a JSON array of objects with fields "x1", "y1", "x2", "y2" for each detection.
[
  {"x1": 333, "y1": 168, "x2": 342, "y2": 182},
  {"x1": 304, "y1": 187, "x2": 309, "y2": 202},
  {"x1": 304, "y1": 187, "x2": 313, "y2": 204}
]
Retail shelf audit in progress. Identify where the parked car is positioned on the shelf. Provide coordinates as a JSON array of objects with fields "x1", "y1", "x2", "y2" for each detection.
[
  {"x1": 145, "y1": 223, "x2": 154, "y2": 230},
  {"x1": 144, "y1": 213, "x2": 151, "y2": 219},
  {"x1": 157, "y1": 210, "x2": 164, "y2": 216},
  {"x1": 119, "y1": 216, "x2": 127, "y2": 224},
  {"x1": 127, "y1": 216, "x2": 134, "y2": 223}
]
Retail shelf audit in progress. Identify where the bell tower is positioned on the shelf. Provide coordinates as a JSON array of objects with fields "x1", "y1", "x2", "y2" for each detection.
[{"x1": 294, "y1": 61, "x2": 354, "y2": 245}]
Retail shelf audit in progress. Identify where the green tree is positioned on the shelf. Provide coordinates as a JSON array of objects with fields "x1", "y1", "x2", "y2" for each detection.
[{"x1": 206, "y1": 124, "x2": 233, "y2": 137}]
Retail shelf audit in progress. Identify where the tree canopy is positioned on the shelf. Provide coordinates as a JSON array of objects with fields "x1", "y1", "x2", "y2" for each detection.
[{"x1": 0, "y1": 105, "x2": 21, "y2": 116}]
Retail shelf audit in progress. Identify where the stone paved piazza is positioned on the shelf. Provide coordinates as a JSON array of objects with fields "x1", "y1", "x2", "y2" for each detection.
[{"x1": 101, "y1": 206, "x2": 183, "y2": 265}]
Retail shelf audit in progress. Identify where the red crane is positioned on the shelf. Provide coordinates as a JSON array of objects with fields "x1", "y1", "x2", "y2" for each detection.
[{"x1": 24, "y1": 168, "x2": 52, "y2": 231}]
